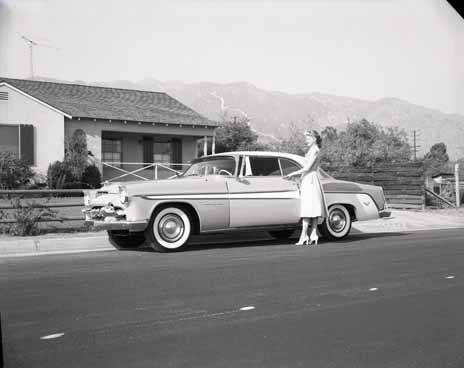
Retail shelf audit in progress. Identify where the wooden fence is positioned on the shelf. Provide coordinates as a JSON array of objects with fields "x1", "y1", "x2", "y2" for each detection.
[
  {"x1": 323, "y1": 163, "x2": 425, "y2": 209},
  {"x1": 0, "y1": 189, "x2": 85, "y2": 226}
]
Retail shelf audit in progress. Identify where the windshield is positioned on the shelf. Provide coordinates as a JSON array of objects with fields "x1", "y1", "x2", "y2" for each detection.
[
  {"x1": 318, "y1": 168, "x2": 334, "y2": 180},
  {"x1": 182, "y1": 156, "x2": 236, "y2": 177}
]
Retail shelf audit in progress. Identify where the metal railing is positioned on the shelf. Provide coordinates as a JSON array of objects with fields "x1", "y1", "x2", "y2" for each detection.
[{"x1": 102, "y1": 162, "x2": 191, "y2": 182}]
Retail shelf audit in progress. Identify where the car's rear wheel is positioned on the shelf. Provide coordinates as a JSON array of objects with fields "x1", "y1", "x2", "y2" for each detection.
[
  {"x1": 319, "y1": 204, "x2": 352, "y2": 240},
  {"x1": 145, "y1": 206, "x2": 192, "y2": 252},
  {"x1": 107, "y1": 230, "x2": 146, "y2": 250},
  {"x1": 268, "y1": 229, "x2": 296, "y2": 240}
]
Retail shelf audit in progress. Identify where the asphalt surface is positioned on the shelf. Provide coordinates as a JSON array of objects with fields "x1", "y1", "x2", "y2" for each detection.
[{"x1": 1, "y1": 229, "x2": 464, "y2": 368}]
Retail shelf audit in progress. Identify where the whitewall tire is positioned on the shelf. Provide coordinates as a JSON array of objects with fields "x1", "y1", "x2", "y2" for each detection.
[
  {"x1": 146, "y1": 206, "x2": 192, "y2": 252},
  {"x1": 319, "y1": 204, "x2": 352, "y2": 240}
]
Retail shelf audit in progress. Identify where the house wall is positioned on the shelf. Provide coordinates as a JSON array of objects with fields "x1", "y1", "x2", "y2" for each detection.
[
  {"x1": 66, "y1": 119, "x2": 212, "y2": 160},
  {"x1": 65, "y1": 118, "x2": 211, "y2": 181},
  {"x1": 0, "y1": 84, "x2": 65, "y2": 175}
]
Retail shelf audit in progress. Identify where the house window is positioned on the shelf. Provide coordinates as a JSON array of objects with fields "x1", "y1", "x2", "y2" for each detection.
[
  {"x1": 0, "y1": 125, "x2": 19, "y2": 155},
  {"x1": 153, "y1": 142, "x2": 171, "y2": 164},
  {"x1": 102, "y1": 138, "x2": 122, "y2": 164}
]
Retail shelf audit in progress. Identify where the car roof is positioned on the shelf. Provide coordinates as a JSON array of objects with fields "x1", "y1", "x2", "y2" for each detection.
[{"x1": 204, "y1": 151, "x2": 307, "y2": 165}]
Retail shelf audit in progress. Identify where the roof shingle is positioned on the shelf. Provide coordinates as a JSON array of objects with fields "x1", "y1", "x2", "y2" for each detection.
[{"x1": 0, "y1": 78, "x2": 217, "y2": 127}]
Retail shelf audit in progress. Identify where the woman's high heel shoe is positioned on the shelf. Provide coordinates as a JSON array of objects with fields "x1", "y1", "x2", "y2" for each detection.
[
  {"x1": 295, "y1": 235, "x2": 309, "y2": 246},
  {"x1": 309, "y1": 232, "x2": 319, "y2": 246}
]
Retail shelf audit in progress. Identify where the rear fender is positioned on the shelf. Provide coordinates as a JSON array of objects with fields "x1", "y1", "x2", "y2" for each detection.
[{"x1": 324, "y1": 192, "x2": 379, "y2": 221}]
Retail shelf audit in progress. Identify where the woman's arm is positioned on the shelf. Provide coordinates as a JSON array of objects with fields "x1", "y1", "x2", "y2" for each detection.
[{"x1": 284, "y1": 148, "x2": 319, "y2": 178}]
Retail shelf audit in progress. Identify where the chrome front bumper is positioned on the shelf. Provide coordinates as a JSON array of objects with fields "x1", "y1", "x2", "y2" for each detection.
[{"x1": 84, "y1": 219, "x2": 148, "y2": 232}]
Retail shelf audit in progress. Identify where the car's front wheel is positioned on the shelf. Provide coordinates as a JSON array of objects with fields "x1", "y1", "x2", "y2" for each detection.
[
  {"x1": 319, "y1": 204, "x2": 352, "y2": 240},
  {"x1": 107, "y1": 230, "x2": 146, "y2": 250},
  {"x1": 146, "y1": 206, "x2": 192, "y2": 252}
]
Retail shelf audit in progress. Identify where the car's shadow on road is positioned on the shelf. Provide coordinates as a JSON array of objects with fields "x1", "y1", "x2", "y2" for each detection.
[{"x1": 128, "y1": 230, "x2": 411, "y2": 253}]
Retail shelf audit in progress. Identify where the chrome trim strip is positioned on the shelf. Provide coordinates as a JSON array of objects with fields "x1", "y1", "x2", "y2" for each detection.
[{"x1": 141, "y1": 190, "x2": 300, "y2": 200}]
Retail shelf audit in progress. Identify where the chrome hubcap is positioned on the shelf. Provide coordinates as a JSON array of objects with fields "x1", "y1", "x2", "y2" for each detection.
[
  {"x1": 329, "y1": 210, "x2": 346, "y2": 233},
  {"x1": 158, "y1": 214, "x2": 184, "y2": 242}
]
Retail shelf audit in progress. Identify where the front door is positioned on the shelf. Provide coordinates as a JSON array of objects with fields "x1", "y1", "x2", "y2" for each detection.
[{"x1": 227, "y1": 155, "x2": 300, "y2": 228}]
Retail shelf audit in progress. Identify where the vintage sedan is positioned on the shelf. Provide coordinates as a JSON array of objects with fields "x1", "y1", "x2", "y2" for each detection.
[{"x1": 83, "y1": 151, "x2": 390, "y2": 252}]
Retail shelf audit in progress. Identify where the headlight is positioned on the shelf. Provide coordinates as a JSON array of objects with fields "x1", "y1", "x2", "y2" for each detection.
[{"x1": 119, "y1": 186, "x2": 129, "y2": 205}]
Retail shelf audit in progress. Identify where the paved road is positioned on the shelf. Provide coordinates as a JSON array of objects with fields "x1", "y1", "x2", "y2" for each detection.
[{"x1": 1, "y1": 229, "x2": 464, "y2": 368}]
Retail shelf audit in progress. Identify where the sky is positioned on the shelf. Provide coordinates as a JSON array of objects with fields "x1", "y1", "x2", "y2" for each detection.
[{"x1": 0, "y1": 0, "x2": 463, "y2": 114}]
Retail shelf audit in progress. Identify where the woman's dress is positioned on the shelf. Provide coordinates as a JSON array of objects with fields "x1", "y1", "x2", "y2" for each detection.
[{"x1": 299, "y1": 146, "x2": 328, "y2": 222}]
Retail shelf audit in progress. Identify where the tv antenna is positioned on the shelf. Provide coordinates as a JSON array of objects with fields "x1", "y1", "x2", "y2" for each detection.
[{"x1": 21, "y1": 35, "x2": 59, "y2": 79}]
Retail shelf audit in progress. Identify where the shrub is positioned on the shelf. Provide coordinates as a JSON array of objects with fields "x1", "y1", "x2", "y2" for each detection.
[
  {"x1": 82, "y1": 165, "x2": 102, "y2": 189},
  {"x1": 0, "y1": 151, "x2": 35, "y2": 189},
  {"x1": 1, "y1": 197, "x2": 58, "y2": 236},
  {"x1": 47, "y1": 161, "x2": 77, "y2": 189},
  {"x1": 63, "y1": 181, "x2": 92, "y2": 189}
]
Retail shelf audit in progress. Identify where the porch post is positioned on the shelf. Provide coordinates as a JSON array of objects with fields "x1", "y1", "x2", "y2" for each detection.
[
  {"x1": 85, "y1": 128, "x2": 103, "y2": 174},
  {"x1": 212, "y1": 130, "x2": 216, "y2": 154},
  {"x1": 203, "y1": 135, "x2": 208, "y2": 156}
]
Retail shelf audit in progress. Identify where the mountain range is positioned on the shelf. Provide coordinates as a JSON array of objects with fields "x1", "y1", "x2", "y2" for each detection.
[{"x1": 38, "y1": 77, "x2": 464, "y2": 160}]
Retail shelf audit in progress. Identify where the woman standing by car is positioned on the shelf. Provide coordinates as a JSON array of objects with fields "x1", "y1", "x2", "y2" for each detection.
[{"x1": 284, "y1": 130, "x2": 328, "y2": 245}]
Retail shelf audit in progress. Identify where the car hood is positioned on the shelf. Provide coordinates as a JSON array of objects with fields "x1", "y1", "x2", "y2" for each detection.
[{"x1": 99, "y1": 176, "x2": 225, "y2": 197}]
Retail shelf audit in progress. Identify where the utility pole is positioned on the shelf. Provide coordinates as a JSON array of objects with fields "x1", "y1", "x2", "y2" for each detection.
[
  {"x1": 411, "y1": 130, "x2": 421, "y2": 161},
  {"x1": 456, "y1": 163, "x2": 460, "y2": 208}
]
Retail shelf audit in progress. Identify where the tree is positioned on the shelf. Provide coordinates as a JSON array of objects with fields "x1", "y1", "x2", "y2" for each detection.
[
  {"x1": 272, "y1": 118, "x2": 411, "y2": 167},
  {"x1": 65, "y1": 129, "x2": 88, "y2": 180},
  {"x1": 212, "y1": 116, "x2": 259, "y2": 154},
  {"x1": 325, "y1": 119, "x2": 411, "y2": 167},
  {"x1": 423, "y1": 142, "x2": 449, "y2": 175},
  {"x1": 270, "y1": 117, "x2": 320, "y2": 156}
]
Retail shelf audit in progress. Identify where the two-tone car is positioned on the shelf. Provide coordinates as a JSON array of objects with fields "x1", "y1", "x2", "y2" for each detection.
[{"x1": 83, "y1": 151, "x2": 390, "y2": 252}]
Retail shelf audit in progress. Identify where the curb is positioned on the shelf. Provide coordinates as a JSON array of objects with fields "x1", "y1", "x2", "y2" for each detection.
[{"x1": 0, "y1": 235, "x2": 112, "y2": 257}]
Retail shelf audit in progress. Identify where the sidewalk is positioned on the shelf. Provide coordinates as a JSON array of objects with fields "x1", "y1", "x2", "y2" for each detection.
[
  {"x1": 352, "y1": 208, "x2": 464, "y2": 234},
  {"x1": 1, "y1": 209, "x2": 463, "y2": 257}
]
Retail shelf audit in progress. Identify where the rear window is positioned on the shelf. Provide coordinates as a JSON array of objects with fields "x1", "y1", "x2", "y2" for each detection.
[{"x1": 279, "y1": 158, "x2": 301, "y2": 176}]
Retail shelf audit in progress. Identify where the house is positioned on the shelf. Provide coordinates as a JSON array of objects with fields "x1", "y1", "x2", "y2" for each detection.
[{"x1": 0, "y1": 78, "x2": 217, "y2": 181}]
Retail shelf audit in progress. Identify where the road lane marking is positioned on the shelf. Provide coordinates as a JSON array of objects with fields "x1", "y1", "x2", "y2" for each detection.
[
  {"x1": 40, "y1": 333, "x2": 65, "y2": 340},
  {"x1": 445, "y1": 275, "x2": 455, "y2": 279},
  {"x1": 369, "y1": 287, "x2": 378, "y2": 292},
  {"x1": 240, "y1": 306, "x2": 255, "y2": 311}
]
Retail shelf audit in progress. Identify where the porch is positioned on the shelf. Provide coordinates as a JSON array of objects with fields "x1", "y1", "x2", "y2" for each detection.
[
  {"x1": 100, "y1": 131, "x2": 205, "y2": 181},
  {"x1": 65, "y1": 118, "x2": 217, "y2": 182}
]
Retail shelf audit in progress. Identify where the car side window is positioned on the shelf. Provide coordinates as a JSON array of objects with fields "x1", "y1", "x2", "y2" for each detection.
[
  {"x1": 248, "y1": 157, "x2": 281, "y2": 176},
  {"x1": 280, "y1": 158, "x2": 301, "y2": 176}
]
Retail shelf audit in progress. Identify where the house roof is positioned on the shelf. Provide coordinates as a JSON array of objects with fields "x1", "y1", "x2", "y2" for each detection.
[{"x1": 0, "y1": 77, "x2": 217, "y2": 127}]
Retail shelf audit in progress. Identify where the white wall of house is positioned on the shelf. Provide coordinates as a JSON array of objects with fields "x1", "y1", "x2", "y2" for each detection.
[{"x1": 0, "y1": 84, "x2": 65, "y2": 175}]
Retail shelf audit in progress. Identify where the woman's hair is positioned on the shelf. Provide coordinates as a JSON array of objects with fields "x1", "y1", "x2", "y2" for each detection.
[{"x1": 305, "y1": 130, "x2": 322, "y2": 148}]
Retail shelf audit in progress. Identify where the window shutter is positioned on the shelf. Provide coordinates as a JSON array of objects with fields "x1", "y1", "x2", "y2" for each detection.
[
  {"x1": 171, "y1": 138, "x2": 182, "y2": 170},
  {"x1": 142, "y1": 137, "x2": 154, "y2": 167},
  {"x1": 20, "y1": 124, "x2": 34, "y2": 165}
]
